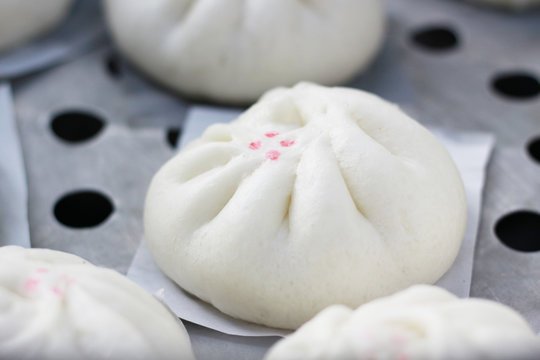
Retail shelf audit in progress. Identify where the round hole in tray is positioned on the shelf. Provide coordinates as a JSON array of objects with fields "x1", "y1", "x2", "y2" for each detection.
[
  {"x1": 166, "y1": 128, "x2": 182, "y2": 148},
  {"x1": 491, "y1": 72, "x2": 540, "y2": 100},
  {"x1": 527, "y1": 137, "x2": 540, "y2": 164},
  {"x1": 411, "y1": 25, "x2": 459, "y2": 51},
  {"x1": 54, "y1": 190, "x2": 114, "y2": 229},
  {"x1": 105, "y1": 53, "x2": 122, "y2": 78},
  {"x1": 495, "y1": 210, "x2": 540, "y2": 252},
  {"x1": 51, "y1": 110, "x2": 105, "y2": 143}
]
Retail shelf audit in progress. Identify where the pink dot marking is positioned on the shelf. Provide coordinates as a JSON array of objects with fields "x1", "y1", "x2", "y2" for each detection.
[
  {"x1": 36, "y1": 268, "x2": 49, "y2": 274},
  {"x1": 51, "y1": 286, "x2": 63, "y2": 297},
  {"x1": 279, "y1": 139, "x2": 295, "y2": 147},
  {"x1": 24, "y1": 278, "x2": 40, "y2": 292},
  {"x1": 266, "y1": 150, "x2": 281, "y2": 161},
  {"x1": 249, "y1": 140, "x2": 261, "y2": 150},
  {"x1": 264, "y1": 131, "x2": 279, "y2": 138}
]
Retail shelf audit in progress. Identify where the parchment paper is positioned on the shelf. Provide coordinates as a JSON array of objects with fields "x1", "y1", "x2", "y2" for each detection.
[
  {"x1": 127, "y1": 105, "x2": 495, "y2": 337},
  {"x1": 0, "y1": 84, "x2": 30, "y2": 247}
]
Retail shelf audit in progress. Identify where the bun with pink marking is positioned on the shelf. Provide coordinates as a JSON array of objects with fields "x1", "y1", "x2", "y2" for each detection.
[
  {"x1": 145, "y1": 82, "x2": 467, "y2": 330},
  {"x1": 0, "y1": 246, "x2": 195, "y2": 360},
  {"x1": 265, "y1": 286, "x2": 540, "y2": 360}
]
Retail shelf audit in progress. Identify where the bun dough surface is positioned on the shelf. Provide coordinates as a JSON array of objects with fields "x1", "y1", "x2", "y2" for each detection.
[
  {"x1": 104, "y1": 0, "x2": 385, "y2": 103},
  {"x1": 144, "y1": 83, "x2": 467, "y2": 330},
  {"x1": 265, "y1": 285, "x2": 540, "y2": 360},
  {"x1": 0, "y1": 0, "x2": 72, "y2": 52},
  {"x1": 0, "y1": 246, "x2": 195, "y2": 360}
]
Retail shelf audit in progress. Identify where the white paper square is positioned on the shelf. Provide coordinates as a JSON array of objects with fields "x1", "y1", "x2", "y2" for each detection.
[{"x1": 0, "y1": 84, "x2": 30, "y2": 248}]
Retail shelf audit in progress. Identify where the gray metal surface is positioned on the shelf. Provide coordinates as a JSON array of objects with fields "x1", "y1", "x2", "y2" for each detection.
[{"x1": 11, "y1": 0, "x2": 540, "y2": 359}]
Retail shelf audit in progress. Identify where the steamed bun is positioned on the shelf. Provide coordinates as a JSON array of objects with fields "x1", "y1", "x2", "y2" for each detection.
[
  {"x1": 0, "y1": 0, "x2": 72, "y2": 52},
  {"x1": 265, "y1": 285, "x2": 540, "y2": 360},
  {"x1": 104, "y1": 0, "x2": 385, "y2": 103},
  {"x1": 0, "y1": 246, "x2": 195, "y2": 360},
  {"x1": 144, "y1": 83, "x2": 467, "y2": 330}
]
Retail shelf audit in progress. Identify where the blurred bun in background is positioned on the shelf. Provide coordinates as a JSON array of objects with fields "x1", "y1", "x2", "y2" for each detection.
[
  {"x1": 105, "y1": 0, "x2": 385, "y2": 104},
  {"x1": 0, "y1": 0, "x2": 73, "y2": 53}
]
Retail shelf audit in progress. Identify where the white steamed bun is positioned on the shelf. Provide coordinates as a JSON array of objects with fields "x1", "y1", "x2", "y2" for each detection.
[
  {"x1": 0, "y1": 0, "x2": 72, "y2": 52},
  {"x1": 0, "y1": 246, "x2": 195, "y2": 360},
  {"x1": 144, "y1": 83, "x2": 467, "y2": 330},
  {"x1": 104, "y1": 0, "x2": 385, "y2": 103},
  {"x1": 265, "y1": 285, "x2": 540, "y2": 360},
  {"x1": 467, "y1": 0, "x2": 540, "y2": 9}
]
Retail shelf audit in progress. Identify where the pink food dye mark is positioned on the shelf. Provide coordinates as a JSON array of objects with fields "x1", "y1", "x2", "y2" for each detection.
[
  {"x1": 36, "y1": 268, "x2": 49, "y2": 274},
  {"x1": 266, "y1": 150, "x2": 281, "y2": 161},
  {"x1": 24, "y1": 278, "x2": 40, "y2": 292},
  {"x1": 279, "y1": 139, "x2": 295, "y2": 147},
  {"x1": 249, "y1": 140, "x2": 261, "y2": 150},
  {"x1": 264, "y1": 131, "x2": 279, "y2": 138},
  {"x1": 51, "y1": 286, "x2": 63, "y2": 297}
]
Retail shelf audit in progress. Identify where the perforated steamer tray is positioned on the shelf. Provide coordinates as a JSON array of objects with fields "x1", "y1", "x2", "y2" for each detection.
[{"x1": 9, "y1": 0, "x2": 540, "y2": 359}]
